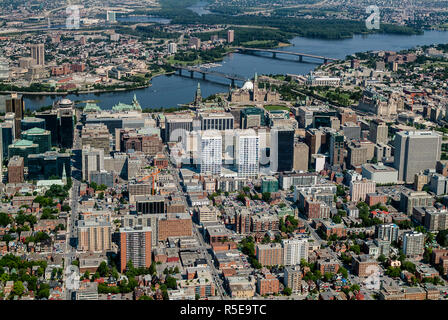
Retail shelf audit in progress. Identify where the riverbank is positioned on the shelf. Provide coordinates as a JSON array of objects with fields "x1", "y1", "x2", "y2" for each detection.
[{"x1": 0, "y1": 71, "x2": 177, "y2": 96}]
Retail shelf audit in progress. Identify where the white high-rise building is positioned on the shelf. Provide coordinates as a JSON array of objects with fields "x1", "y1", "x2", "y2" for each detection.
[
  {"x1": 282, "y1": 238, "x2": 308, "y2": 266},
  {"x1": 106, "y1": 11, "x2": 117, "y2": 23},
  {"x1": 235, "y1": 129, "x2": 259, "y2": 178},
  {"x1": 0, "y1": 58, "x2": 9, "y2": 80},
  {"x1": 168, "y1": 43, "x2": 177, "y2": 54},
  {"x1": 402, "y1": 231, "x2": 425, "y2": 257},
  {"x1": 198, "y1": 130, "x2": 222, "y2": 175},
  {"x1": 82, "y1": 145, "x2": 105, "y2": 182}
]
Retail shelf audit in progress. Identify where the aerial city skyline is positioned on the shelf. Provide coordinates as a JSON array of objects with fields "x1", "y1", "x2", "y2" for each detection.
[{"x1": 1, "y1": 0, "x2": 448, "y2": 311}]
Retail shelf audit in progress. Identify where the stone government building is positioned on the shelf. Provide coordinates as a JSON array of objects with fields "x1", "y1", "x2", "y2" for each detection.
[{"x1": 228, "y1": 73, "x2": 281, "y2": 103}]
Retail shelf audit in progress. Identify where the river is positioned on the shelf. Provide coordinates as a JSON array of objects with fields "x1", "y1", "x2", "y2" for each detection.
[{"x1": 22, "y1": 30, "x2": 448, "y2": 111}]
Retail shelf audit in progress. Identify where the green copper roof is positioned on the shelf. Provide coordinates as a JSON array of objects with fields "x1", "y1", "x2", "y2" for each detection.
[
  {"x1": 23, "y1": 127, "x2": 48, "y2": 135},
  {"x1": 112, "y1": 95, "x2": 142, "y2": 112},
  {"x1": 13, "y1": 139, "x2": 35, "y2": 147},
  {"x1": 84, "y1": 102, "x2": 102, "y2": 112}
]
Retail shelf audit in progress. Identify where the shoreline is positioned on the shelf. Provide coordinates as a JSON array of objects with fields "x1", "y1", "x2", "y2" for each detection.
[{"x1": 0, "y1": 72, "x2": 176, "y2": 96}]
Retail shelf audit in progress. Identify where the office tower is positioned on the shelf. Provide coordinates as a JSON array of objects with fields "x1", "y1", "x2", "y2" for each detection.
[
  {"x1": 198, "y1": 130, "x2": 222, "y2": 175},
  {"x1": 77, "y1": 219, "x2": 112, "y2": 253},
  {"x1": 30, "y1": 43, "x2": 45, "y2": 66},
  {"x1": 81, "y1": 124, "x2": 111, "y2": 154},
  {"x1": 135, "y1": 195, "x2": 166, "y2": 214},
  {"x1": 347, "y1": 142, "x2": 368, "y2": 168},
  {"x1": 282, "y1": 239, "x2": 308, "y2": 266},
  {"x1": 5, "y1": 93, "x2": 24, "y2": 138},
  {"x1": 36, "y1": 111, "x2": 59, "y2": 146},
  {"x1": 342, "y1": 122, "x2": 361, "y2": 141},
  {"x1": 394, "y1": 131, "x2": 442, "y2": 183},
  {"x1": 59, "y1": 108, "x2": 74, "y2": 149},
  {"x1": 164, "y1": 114, "x2": 193, "y2": 142},
  {"x1": 369, "y1": 120, "x2": 388, "y2": 144},
  {"x1": 293, "y1": 142, "x2": 309, "y2": 172},
  {"x1": 90, "y1": 171, "x2": 114, "y2": 188},
  {"x1": 7, "y1": 156, "x2": 24, "y2": 184},
  {"x1": 284, "y1": 266, "x2": 302, "y2": 294},
  {"x1": 235, "y1": 130, "x2": 259, "y2": 178},
  {"x1": 82, "y1": 145, "x2": 105, "y2": 182},
  {"x1": 350, "y1": 179, "x2": 376, "y2": 202},
  {"x1": 168, "y1": 42, "x2": 177, "y2": 54},
  {"x1": 0, "y1": 123, "x2": 13, "y2": 159},
  {"x1": 21, "y1": 117, "x2": 46, "y2": 132},
  {"x1": 21, "y1": 128, "x2": 51, "y2": 154},
  {"x1": 227, "y1": 29, "x2": 234, "y2": 43},
  {"x1": 375, "y1": 223, "x2": 399, "y2": 242},
  {"x1": 270, "y1": 128, "x2": 294, "y2": 173},
  {"x1": 28, "y1": 151, "x2": 71, "y2": 180},
  {"x1": 118, "y1": 226, "x2": 152, "y2": 272},
  {"x1": 329, "y1": 132, "x2": 345, "y2": 167},
  {"x1": 8, "y1": 140, "x2": 38, "y2": 165},
  {"x1": 305, "y1": 128, "x2": 326, "y2": 158},
  {"x1": 400, "y1": 188, "x2": 433, "y2": 216},
  {"x1": 199, "y1": 112, "x2": 234, "y2": 131},
  {"x1": 298, "y1": 106, "x2": 314, "y2": 129},
  {"x1": 402, "y1": 231, "x2": 425, "y2": 257}
]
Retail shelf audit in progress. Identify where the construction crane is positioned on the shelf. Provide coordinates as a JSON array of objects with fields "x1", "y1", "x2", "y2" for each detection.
[{"x1": 137, "y1": 169, "x2": 160, "y2": 195}]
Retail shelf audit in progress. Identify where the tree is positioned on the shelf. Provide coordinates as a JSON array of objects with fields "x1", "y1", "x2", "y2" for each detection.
[
  {"x1": 402, "y1": 261, "x2": 416, "y2": 273},
  {"x1": 149, "y1": 262, "x2": 156, "y2": 275},
  {"x1": 13, "y1": 281, "x2": 25, "y2": 296},
  {"x1": 377, "y1": 254, "x2": 387, "y2": 263},
  {"x1": 386, "y1": 266, "x2": 401, "y2": 278},
  {"x1": 350, "y1": 244, "x2": 361, "y2": 255},
  {"x1": 98, "y1": 261, "x2": 109, "y2": 277},
  {"x1": 165, "y1": 276, "x2": 177, "y2": 289},
  {"x1": 350, "y1": 284, "x2": 360, "y2": 292},
  {"x1": 37, "y1": 283, "x2": 50, "y2": 299},
  {"x1": 0, "y1": 212, "x2": 11, "y2": 227},
  {"x1": 324, "y1": 272, "x2": 334, "y2": 282},
  {"x1": 283, "y1": 287, "x2": 292, "y2": 296},
  {"x1": 262, "y1": 192, "x2": 271, "y2": 202},
  {"x1": 332, "y1": 215, "x2": 342, "y2": 224},
  {"x1": 436, "y1": 229, "x2": 448, "y2": 247},
  {"x1": 338, "y1": 267, "x2": 348, "y2": 279}
]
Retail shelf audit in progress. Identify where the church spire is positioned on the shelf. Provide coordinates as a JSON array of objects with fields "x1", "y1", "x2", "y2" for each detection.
[
  {"x1": 62, "y1": 165, "x2": 67, "y2": 184},
  {"x1": 194, "y1": 82, "x2": 202, "y2": 106}
]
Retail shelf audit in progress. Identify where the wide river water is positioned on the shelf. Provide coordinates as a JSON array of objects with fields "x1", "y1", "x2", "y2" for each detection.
[{"x1": 23, "y1": 30, "x2": 448, "y2": 110}]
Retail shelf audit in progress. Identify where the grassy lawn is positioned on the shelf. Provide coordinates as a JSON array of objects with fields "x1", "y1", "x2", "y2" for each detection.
[{"x1": 264, "y1": 105, "x2": 290, "y2": 111}]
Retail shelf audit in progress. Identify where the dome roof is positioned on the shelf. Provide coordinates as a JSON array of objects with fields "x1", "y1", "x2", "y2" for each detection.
[
  {"x1": 59, "y1": 98, "x2": 73, "y2": 106},
  {"x1": 241, "y1": 80, "x2": 254, "y2": 91}
]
